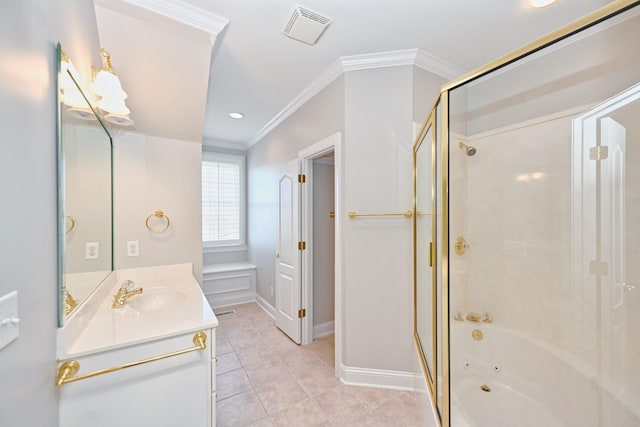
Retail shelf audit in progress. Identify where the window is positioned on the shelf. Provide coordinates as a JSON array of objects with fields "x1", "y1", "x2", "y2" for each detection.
[{"x1": 202, "y1": 152, "x2": 245, "y2": 250}]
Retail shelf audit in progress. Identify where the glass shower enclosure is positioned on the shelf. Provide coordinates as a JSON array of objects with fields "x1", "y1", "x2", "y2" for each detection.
[{"x1": 413, "y1": 1, "x2": 640, "y2": 426}]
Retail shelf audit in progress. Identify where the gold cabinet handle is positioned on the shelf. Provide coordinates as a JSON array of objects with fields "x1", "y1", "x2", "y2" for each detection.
[{"x1": 56, "y1": 331, "x2": 207, "y2": 387}]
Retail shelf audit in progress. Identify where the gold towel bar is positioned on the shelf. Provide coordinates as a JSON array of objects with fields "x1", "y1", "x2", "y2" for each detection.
[
  {"x1": 56, "y1": 331, "x2": 207, "y2": 387},
  {"x1": 348, "y1": 211, "x2": 412, "y2": 219}
]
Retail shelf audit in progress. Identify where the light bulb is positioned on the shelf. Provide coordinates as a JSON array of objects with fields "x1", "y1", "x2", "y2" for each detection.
[
  {"x1": 91, "y1": 70, "x2": 127, "y2": 99},
  {"x1": 528, "y1": 0, "x2": 556, "y2": 8}
]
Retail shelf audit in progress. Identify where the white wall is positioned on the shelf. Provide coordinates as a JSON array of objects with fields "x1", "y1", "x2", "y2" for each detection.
[
  {"x1": 248, "y1": 64, "x2": 444, "y2": 379},
  {"x1": 343, "y1": 65, "x2": 415, "y2": 372},
  {"x1": 113, "y1": 133, "x2": 203, "y2": 283},
  {"x1": 0, "y1": 1, "x2": 102, "y2": 425},
  {"x1": 248, "y1": 76, "x2": 345, "y2": 307},
  {"x1": 312, "y1": 160, "x2": 335, "y2": 329}
]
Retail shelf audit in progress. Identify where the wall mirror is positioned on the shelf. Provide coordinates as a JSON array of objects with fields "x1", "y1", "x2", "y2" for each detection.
[{"x1": 57, "y1": 44, "x2": 113, "y2": 326}]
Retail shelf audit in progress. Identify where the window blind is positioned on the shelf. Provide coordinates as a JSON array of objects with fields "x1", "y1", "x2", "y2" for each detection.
[{"x1": 202, "y1": 157, "x2": 242, "y2": 243}]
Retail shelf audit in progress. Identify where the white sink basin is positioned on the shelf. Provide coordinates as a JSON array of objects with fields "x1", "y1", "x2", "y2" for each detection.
[{"x1": 128, "y1": 288, "x2": 185, "y2": 312}]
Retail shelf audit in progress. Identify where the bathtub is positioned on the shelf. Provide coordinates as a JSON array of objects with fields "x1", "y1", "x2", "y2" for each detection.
[{"x1": 449, "y1": 323, "x2": 640, "y2": 427}]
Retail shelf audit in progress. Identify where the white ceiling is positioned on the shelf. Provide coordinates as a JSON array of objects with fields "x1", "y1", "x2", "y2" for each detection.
[{"x1": 94, "y1": 0, "x2": 614, "y2": 148}]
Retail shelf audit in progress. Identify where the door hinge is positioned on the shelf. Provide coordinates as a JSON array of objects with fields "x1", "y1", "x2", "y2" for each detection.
[
  {"x1": 298, "y1": 241, "x2": 307, "y2": 250},
  {"x1": 298, "y1": 174, "x2": 306, "y2": 183},
  {"x1": 589, "y1": 146, "x2": 609, "y2": 160},
  {"x1": 298, "y1": 308, "x2": 306, "y2": 318}
]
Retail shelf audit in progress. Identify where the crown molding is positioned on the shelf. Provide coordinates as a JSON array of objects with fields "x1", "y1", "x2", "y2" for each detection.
[
  {"x1": 341, "y1": 49, "x2": 420, "y2": 72},
  {"x1": 203, "y1": 138, "x2": 248, "y2": 152},
  {"x1": 414, "y1": 49, "x2": 466, "y2": 80},
  {"x1": 249, "y1": 59, "x2": 344, "y2": 147},
  {"x1": 97, "y1": 0, "x2": 229, "y2": 39},
  {"x1": 249, "y1": 48, "x2": 466, "y2": 148}
]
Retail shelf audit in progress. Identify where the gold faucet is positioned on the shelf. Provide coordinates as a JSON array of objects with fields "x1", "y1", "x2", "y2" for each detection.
[
  {"x1": 111, "y1": 280, "x2": 143, "y2": 308},
  {"x1": 465, "y1": 312, "x2": 482, "y2": 322}
]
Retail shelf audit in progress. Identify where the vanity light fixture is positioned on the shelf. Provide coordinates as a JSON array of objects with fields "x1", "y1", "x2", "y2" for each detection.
[
  {"x1": 60, "y1": 49, "x2": 94, "y2": 120},
  {"x1": 229, "y1": 112, "x2": 245, "y2": 119},
  {"x1": 527, "y1": 0, "x2": 557, "y2": 8},
  {"x1": 91, "y1": 48, "x2": 133, "y2": 126}
]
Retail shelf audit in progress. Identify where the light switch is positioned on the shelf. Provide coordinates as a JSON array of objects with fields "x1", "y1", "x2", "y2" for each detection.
[
  {"x1": 0, "y1": 291, "x2": 19, "y2": 351},
  {"x1": 127, "y1": 240, "x2": 139, "y2": 257},
  {"x1": 85, "y1": 242, "x2": 99, "y2": 260}
]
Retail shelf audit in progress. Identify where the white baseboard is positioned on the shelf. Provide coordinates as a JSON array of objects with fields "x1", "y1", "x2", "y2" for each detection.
[
  {"x1": 339, "y1": 363, "x2": 420, "y2": 391},
  {"x1": 207, "y1": 293, "x2": 255, "y2": 309},
  {"x1": 255, "y1": 293, "x2": 276, "y2": 319},
  {"x1": 413, "y1": 373, "x2": 429, "y2": 394},
  {"x1": 313, "y1": 321, "x2": 335, "y2": 339}
]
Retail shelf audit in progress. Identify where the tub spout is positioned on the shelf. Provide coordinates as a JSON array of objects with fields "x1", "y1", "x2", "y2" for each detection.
[{"x1": 465, "y1": 312, "x2": 482, "y2": 322}]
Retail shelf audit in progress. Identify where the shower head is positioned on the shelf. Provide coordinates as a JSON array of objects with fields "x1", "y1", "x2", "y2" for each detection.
[{"x1": 459, "y1": 142, "x2": 477, "y2": 156}]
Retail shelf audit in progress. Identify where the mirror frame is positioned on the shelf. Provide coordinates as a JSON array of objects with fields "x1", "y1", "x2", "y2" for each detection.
[{"x1": 56, "y1": 43, "x2": 114, "y2": 326}]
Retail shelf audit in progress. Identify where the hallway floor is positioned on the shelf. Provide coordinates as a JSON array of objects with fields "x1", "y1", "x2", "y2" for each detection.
[{"x1": 214, "y1": 302, "x2": 433, "y2": 426}]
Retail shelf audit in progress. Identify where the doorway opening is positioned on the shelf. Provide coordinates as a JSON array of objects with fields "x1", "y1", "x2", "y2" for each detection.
[{"x1": 300, "y1": 132, "x2": 343, "y2": 376}]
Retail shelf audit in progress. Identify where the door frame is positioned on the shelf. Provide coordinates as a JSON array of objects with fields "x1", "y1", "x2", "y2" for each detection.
[{"x1": 298, "y1": 132, "x2": 343, "y2": 376}]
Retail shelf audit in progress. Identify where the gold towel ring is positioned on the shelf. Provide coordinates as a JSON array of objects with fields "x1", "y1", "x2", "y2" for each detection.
[
  {"x1": 65, "y1": 214, "x2": 76, "y2": 234},
  {"x1": 145, "y1": 210, "x2": 171, "y2": 233}
]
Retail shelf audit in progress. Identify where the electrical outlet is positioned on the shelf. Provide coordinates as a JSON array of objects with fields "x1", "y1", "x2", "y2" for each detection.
[
  {"x1": 270, "y1": 286, "x2": 274, "y2": 297},
  {"x1": 0, "y1": 291, "x2": 19, "y2": 351},
  {"x1": 85, "y1": 242, "x2": 99, "y2": 259},
  {"x1": 127, "y1": 240, "x2": 139, "y2": 257}
]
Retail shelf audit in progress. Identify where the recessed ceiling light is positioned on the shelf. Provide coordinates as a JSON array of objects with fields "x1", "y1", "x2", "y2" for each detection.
[
  {"x1": 229, "y1": 112, "x2": 244, "y2": 119},
  {"x1": 528, "y1": 0, "x2": 556, "y2": 8}
]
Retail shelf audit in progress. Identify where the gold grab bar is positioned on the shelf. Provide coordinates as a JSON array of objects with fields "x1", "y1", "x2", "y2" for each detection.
[
  {"x1": 56, "y1": 331, "x2": 207, "y2": 387},
  {"x1": 348, "y1": 211, "x2": 412, "y2": 219}
]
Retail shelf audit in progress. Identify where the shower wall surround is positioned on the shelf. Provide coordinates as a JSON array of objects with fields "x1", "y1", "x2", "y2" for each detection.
[{"x1": 452, "y1": 112, "x2": 576, "y2": 352}]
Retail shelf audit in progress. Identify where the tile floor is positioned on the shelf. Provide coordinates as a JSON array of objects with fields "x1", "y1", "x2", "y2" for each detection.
[{"x1": 214, "y1": 302, "x2": 434, "y2": 427}]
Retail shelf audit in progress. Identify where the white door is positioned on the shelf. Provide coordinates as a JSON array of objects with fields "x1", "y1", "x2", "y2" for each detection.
[{"x1": 276, "y1": 159, "x2": 302, "y2": 343}]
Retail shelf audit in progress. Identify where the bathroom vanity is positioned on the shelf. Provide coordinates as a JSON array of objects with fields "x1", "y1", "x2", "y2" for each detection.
[
  {"x1": 57, "y1": 264, "x2": 218, "y2": 426},
  {"x1": 55, "y1": 46, "x2": 218, "y2": 426}
]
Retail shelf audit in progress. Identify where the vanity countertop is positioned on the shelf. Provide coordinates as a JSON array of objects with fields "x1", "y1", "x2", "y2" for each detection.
[{"x1": 58, "y1": 263, "x2": 218, "y2": 359}]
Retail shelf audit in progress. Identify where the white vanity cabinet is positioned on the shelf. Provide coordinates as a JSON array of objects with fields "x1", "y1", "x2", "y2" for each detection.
[
  {"x1": 59, "y1": 328, "x2": 216, "y2": 427},
  {"x1": 58, "y1": 264, "x2": 219, "y2": 427}
]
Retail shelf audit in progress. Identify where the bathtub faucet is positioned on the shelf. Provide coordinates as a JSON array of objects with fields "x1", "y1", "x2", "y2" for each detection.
[{"x1": 465, "y1": 312, "x2": 482, "y2": 322}]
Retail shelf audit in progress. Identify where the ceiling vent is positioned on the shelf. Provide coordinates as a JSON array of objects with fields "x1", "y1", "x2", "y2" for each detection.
[{"x1": 283, "y1": 5, "x2": 332, "y2": 45}]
